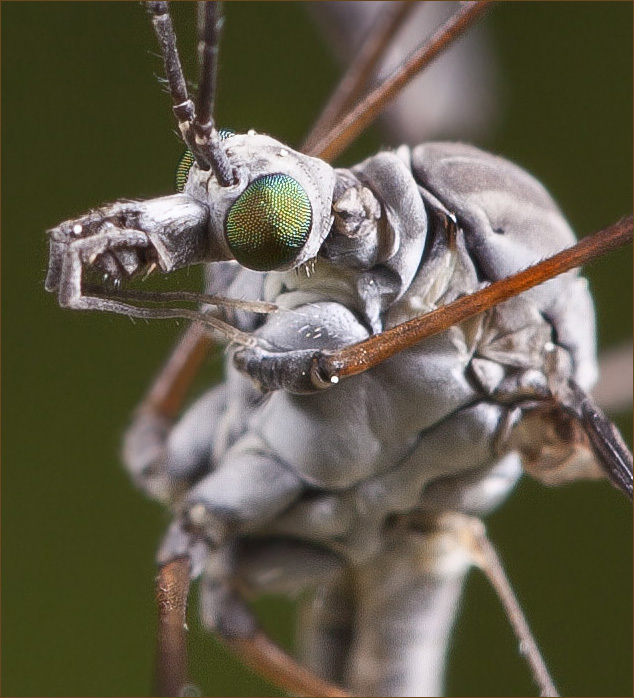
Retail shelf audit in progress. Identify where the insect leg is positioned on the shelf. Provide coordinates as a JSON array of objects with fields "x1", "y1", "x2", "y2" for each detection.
[
  {"x1": 301, "y1": 1, "x2": 415, "y2": 153},
  {"x1": 154, "y1": 522, "x2": 210, "y2": 697},
  {"x1": 233, "y1": 539, "x2": 355, "y2": 690},
  {"x1": 296, "y1": 574, "x2": 356, "y2": 687},
  {"x1": 196, "y1": 539, "x2": 352, "y2": 697},
  {"x1": 86, "y1": 286, "x2": 276, "y2": 315},
  {"x1": 341, "y1": 513, "x2": 558, "y2": 697},
  {"x1": 305, "y1": 1, "x2": 493, "y2": 162},
  {"x1": 233, "y1": 301, "x2": 371, "y2": 394},
  {"x1": 312, "y1": 217, "x2": 633, "y2": 383},
  {"x1": 461, "y1": 516, "x2": 559, "y2": 697},
  {"x1": 159, "y1": 528, "x2": 347, "y2": 698},
  {"x1": 155, "y1": 557, "x2": 191, "y2": 697}
]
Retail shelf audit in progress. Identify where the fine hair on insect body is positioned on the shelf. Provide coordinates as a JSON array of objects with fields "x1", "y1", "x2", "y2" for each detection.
[{"x1": 3, "y1": 2, "x2": 632, "y2": 697}]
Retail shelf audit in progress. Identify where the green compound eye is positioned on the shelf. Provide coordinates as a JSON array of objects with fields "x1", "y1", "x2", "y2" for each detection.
[
  {"x1": 175, "y1": 130, "x2": 236, "y2": 193},
  {"x1": 225, "y1": 173, "x2": 312, "y2": 271},
  {"x1": 175, "y1": 149, "x2": 195, "y2": 193}
]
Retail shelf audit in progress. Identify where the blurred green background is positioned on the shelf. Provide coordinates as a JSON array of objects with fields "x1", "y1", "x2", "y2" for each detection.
[{"x1": 3, "y1": 2, "x2": 632, "y2": 696}]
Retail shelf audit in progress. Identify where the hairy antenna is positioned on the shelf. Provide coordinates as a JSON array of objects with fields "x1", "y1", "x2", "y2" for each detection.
[{"x1": 145, "y1": 1, "x2": 235, "y2": 186}]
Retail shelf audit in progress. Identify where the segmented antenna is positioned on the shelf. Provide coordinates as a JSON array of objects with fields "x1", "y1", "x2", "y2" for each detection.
[
  {"x1": 191, "y1": 2, "x2": 235, "y2": 186},
  {"x1": 145, "y1": 1, "x2": 235, "y2": 186}
]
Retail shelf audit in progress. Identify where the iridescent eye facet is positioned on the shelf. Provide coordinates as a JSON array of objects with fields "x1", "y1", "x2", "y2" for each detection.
[
  {"x1": 175, "y1": 149, "x2": 195, "y2": 193},
  {"x1": 174, "y1": 130, "x2": 235, "y2": 193},
  {"x1": 224, "y1": 173, "x2": 312, "y2": 271}
]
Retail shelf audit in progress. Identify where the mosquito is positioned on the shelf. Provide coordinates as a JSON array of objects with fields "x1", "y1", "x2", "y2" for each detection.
[{"x1": 22, "y1": 1, "x2": 628, "y2": 696}]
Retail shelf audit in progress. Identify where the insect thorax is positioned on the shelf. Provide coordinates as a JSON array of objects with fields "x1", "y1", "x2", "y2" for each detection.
[{"x1": 179, "y1": 139, "x2": 599, "y2": 568}]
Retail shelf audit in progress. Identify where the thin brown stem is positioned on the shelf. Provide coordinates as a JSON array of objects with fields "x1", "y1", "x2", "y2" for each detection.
[
  {"x1": 224, "y1": 632, "x2": 352, "y2": 697},
  {"x1": 155, "y1": 558, "x2": 191, "y2": 697},
  {"x1": 301, "y1": 1, "x2": 416, "y2": 153},
  {"x1": 305, "y1": 1, "x2": 494, "y2": 163},
  {"x1": 313, "y1": 216, "x2": 633, "y2": 383}
]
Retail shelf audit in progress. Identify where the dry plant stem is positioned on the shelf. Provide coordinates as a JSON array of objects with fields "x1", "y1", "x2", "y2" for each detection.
[
  {"x1": 465, "y1": 520, "x2": 559, "y2": 698},
  {"x1": 155, "y1": 558, "x2": 191, "y2": 697},
  {"x1": 315, "y1": 216, "x2": 633, "y2": 381},
  {"x1": 306, "y1": 1, "x2": 494, "y2": 162},
  {"x1": 224, "y1": 633, "x2": 352, "y2": 698},
  {"x1": 302, "y1": 0, "x2": 416, "y2": 152}
]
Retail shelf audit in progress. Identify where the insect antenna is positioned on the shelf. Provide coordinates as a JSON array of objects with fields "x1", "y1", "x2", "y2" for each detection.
[
  {"x1": 304, "y1": 0, "x2": 494, "y2": 162},
  {"x1": 190, "y1": 1, "x2": 235, "y2": 186},
  {"x1": 145, "y1": 1, "x2": 235, "y2": 186}
]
